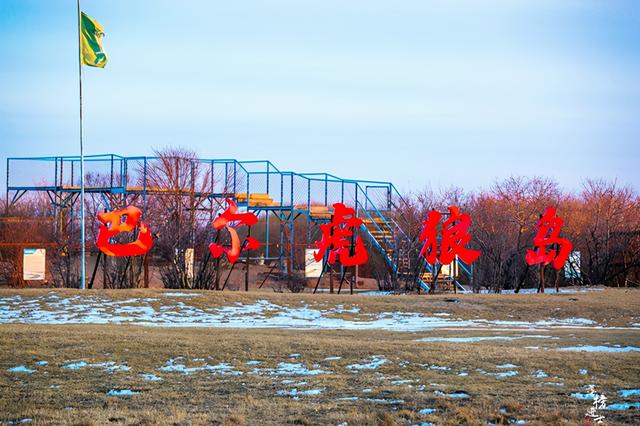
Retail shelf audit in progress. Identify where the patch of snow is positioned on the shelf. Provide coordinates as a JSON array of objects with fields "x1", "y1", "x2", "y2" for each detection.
[
  {"x1": 618, "y1": 388, "x2": 640, "y2": 397},
  {"x1": 163, "y1": 292, "x2": 201, "y2": 297},
  {"x1": 426, "y1": 364, "x2": 451, "y2": 371},
  {"x1": 336, "y1": 397, "x2": 359, "y2": 401},
  {"x1": 570, "y1": 392, "x2": 594, "y2": 400},
  {"x1": 347, "y1": 356, "x2": 386, "y2": 371},
  {"x1": 252, "y1": 362, "x2": 329, "y2": 377},
  {"x1": 289, "y1": 353, "x2": 301, "y2": 358},
  {"x1": 447, "y1": 392, "x2": 470, "y2": 398},
  {"x1": 8, "y1": 365, "x2": 34, "y2": 374},
  {"x1": 63, "y1": 361, "x2": 88, "y2": 370},
  {"x1": 92, "y1": 362, "x2": 131, "y2": 373},
  {"x1": 481, "y1": 287, "x2": 604, "y2": 295},
  {"x1": 391, "y1": 379, "x2": 413, "y2": 385},
  {"x1": 579, "y1": 369, "x2": 588, "y2": 375},
  {"x1": 606, "y1": 402, "x2": 640, "y2": 410},
  {"x1": 277, "y1": 388, "x2": 323, "y2": 397},
  {"x1": 334, "y1": 305, "x2": 361, "y2": 314},
  {"x1": 158, "y1": 358, "x2": 240, "y2": 375},
  {"x1": 494, "y1": 371, "x2": 518, "y2": 377},
  {"x1": 324, "y1": 356, "x2": 342, "y2": 361},
  {"x1": 273, "y1": 362, "x2": 327, "y2": 376},
  {"x1": 418, "y1": 335, "x2": 555, "y2": 343},
  {"x1": 558, "y1": 345, "x2": 640, "y2": 353},
  {"x1": 478, "y1": 369, "x2": 518, "y2": 378},
  {"x1": 532, "y1": 370, "x2": 548, "y2": 379},
  {"x1": 140, "y1": 373, "x2": 162, "y2": 381},
  {"x1": 281, "y1": 380, "x2": 307, "y2": 386},
  {"x1": 158, "y1": 358, "x2": 198, "y2": 374},
  {"x1": 436, "y1": 391, "x2": 469, "y2": 398},
  {"x1": 106, "y1": 389, "x2": 139, "y2": 396},
  {"x1": 367, "y1": 398, "x2": 404, "y2": 404},
  {"x1": 35, "y1": 360, "x2": 48, "y2": 366},
  {"x1": 496, "y1": 363, "x2": 519, "y2": 369},
  {"x1": 534, "y1": 318, "x2": 595, "y2": 327},
  {"x1": 207, "y1": 363, "x2": 243, "y2": 376},
  {"x1": 1, "y1": 294, "x2": 619, "y2": 332},
  {"x1": 498, "y1": 371, "x2": 518, "y2": 377},
  {"x1": 276, "y1": 389, "x2": 293, "y2": 397},
  {"x1": 245, "y1": 360, "x2": 260, "y2": 366},
  {"x1": 281, "y1": 362, "x2": 323, "y2": 375},
  {"x1": 7, "y1": 419, "x2": 33, "y2": 425},
  {"x1": 63, "y1": 361, "x2": 129, "y2": 373},
  {"x1": 419, "y1": 408, "x2": 436, "y2": 415}
]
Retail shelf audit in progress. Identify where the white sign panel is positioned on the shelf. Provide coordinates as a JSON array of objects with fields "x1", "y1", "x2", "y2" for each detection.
[
  {"x1": 23, "y1": 248, "x2": 46, "y2": 281},
  {"x1": 305, "y1": 249, "x2": 323, "y2": 278},
  {"x1": 185, "y1": 248, "x2": 194, "y2": 280},
  {"x1": 440, "y1": 256, "x2": 459, "y2": 277}
]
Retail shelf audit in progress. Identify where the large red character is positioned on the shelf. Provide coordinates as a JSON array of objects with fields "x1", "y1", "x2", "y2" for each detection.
[
  {"x1": 419, "y1": 206, "x2": 480, "y2": 265},
  {"x1": 209, "y1": 199, "x2": 260, "y2": 264},
  {"x1": 525, "y1": 207, "x2": 572, "y2": 269},
  {"x1": 314, "y1": 203, "x2": 368, "y2": 267},
  {"x1": 96, "y1": 206, "x2": 153, "y2": 256}
]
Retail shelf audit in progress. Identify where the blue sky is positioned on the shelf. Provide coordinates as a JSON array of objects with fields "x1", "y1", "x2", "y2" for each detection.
[{"x1": 1, "y1": 0, "x2": 638, "y2": 193}]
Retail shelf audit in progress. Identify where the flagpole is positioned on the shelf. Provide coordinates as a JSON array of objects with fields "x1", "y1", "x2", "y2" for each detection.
[{"x1": 76, "y1": 0, "x2": 86, "y2": 290}]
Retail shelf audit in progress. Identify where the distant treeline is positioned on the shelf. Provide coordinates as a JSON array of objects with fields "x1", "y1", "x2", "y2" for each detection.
[{"x1": 393, "y1": 176, "x2": 640, "y2": 291}]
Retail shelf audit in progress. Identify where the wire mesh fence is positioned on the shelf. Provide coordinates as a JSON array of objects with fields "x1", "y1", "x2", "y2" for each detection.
[{"x1": 5, "y1": 154, "x2": 412, "y2": 291}]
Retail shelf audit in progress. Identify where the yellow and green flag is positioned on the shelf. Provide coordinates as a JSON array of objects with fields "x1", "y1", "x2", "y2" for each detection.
[{"x1": 80, "y1": 12, "x2": 107, "y2": 68}]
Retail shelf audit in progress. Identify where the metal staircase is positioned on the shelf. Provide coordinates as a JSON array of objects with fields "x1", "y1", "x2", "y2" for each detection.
[
  {"x1": 354, "y1": 187, "x2": 427, "y2": 290},
  {"x1": 355, "y1": 186, "x2": 469, "y2": 293}
]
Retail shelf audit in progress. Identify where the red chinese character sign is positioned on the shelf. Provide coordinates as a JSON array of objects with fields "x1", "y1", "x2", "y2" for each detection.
[
  {"x1": 209, "y1": 199, "x2": 261, "y2": 264},
  {"x1": 419, "y1": 206, "x2": 480, "y2": 265},
  {"x1": 314, "y1": 203, "x2": 368, "y2": 267},
  {"x1": 525, "y1": 207, "x2": 572, "y2": 269},
  {"x1": 96, "y1": 206, "x2": 153, "y2": 257}
]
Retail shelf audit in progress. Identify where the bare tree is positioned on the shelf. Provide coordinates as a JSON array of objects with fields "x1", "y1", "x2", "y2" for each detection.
[
  {"x1": 464, "y1": 177, "x2": 561, "y2": 292},
  {"x1": 143, "y1": 147, "x2": 218, "y2": 289},
  {"x1": 571, "y1": 179, "x2": 640, "y2": 286}
]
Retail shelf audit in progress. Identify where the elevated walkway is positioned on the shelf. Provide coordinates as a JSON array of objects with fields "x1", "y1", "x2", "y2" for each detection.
[{"x1": 6, "y1": 154, "x2": 472, "y2": 291}]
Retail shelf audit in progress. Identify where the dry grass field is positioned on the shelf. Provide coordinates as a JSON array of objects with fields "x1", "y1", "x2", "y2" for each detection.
[{"x1": 0, "y1": 288, "x2": 638, "y2": 425}]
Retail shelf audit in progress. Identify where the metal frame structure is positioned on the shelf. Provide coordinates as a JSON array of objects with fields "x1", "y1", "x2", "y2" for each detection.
[{"x1": 5, "y1": 154, "x2": 471, "y2": 291}]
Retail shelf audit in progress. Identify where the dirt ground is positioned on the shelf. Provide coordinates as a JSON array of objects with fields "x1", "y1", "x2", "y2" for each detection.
[{"x1": 0, "y1": 288, "x2": 638, "y2": 425}]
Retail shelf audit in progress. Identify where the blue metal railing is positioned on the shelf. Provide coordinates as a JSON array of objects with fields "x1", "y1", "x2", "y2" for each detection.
[{"x1": 6, "y1": 153, "x2": 472, "y2": 291}]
